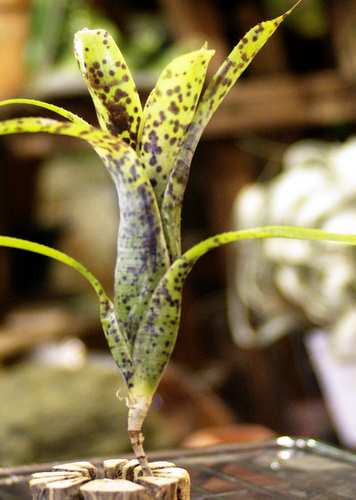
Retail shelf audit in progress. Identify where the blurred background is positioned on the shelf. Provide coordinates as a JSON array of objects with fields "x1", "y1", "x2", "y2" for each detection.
[{"x1": 1, "y1": 0, "x2": 356, "y2": 467}]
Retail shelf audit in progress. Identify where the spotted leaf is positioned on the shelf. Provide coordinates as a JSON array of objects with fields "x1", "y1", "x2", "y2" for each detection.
[
  {"x1": 194, "y1": 7, "x2": 299, "y2": 128},
  {"x1": 103, "y1": 151, "x2": 170, "y2": 346},
  {"x1": 131, "y1": 224, "x2": 356, "y2": 397},
  {"x1": 0, "y1": 98, "x2": 90, "y2": 126},
  {"x1": 74, "y1": 29, "x2": 143, "y2": 148},
  {"x1": 0, "y1": 114, "x2": 170, "y2": 350},
  {"x1": 0, "y1": 235, "x2": 133, "y2": 386},
  {"x1": 138, "y1": 47, "x2": 214, "y2": 206},
  {"x1": 0, "y1": 114, "x2": 117, "y2": 149},
  {"x1": 161, "y1": 2, "x2": 300, "y2": 260}
]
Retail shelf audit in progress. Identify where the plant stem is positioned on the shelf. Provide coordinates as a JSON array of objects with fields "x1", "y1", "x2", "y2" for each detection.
[
  {"x1": 127, "y1": 395, "x2": 153, "y2": 476},
  {"x1": 128, "y1": 430, "x2": 152, "y2": 476}
]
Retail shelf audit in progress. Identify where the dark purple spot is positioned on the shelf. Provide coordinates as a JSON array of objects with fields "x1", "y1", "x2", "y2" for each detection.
[{"x1": 168, "y1": 101, "x2": 179, "y2": 115}]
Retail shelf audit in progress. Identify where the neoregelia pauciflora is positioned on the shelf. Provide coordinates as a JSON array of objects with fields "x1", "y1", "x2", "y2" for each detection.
[{"x1": 2, "y1": 1, "x2": 356, "y2": 473}]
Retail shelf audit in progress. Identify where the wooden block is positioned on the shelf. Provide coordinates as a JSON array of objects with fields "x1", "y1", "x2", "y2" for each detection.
[
  {"x1": 53, "y1": 461, "x2": 97, "y2": 479},
  {"x1": 137, "y1": 476, "x2": 177, "y2": 499},
  {"x1": 81, "y1": 479, "x2": 149, "y2": 500},
  {"x1": 155, "y1": 467, "x2": 190, "y2": 500},
  {"x1": 121, "y1": 459, "x2": 140, "y2": 481},
  {"x1": 30, "y1": 471, "x2": 83, "y2": 481},
  {"x1": 133, "y1": 461, "x2": 175, "y2": 481},
  {"x1": 104, "y1": 459, "x2": 129, "y2": 479},
  {"x1": 120, "y1": 459, "x2": 176, "y2": 482},
  {"x1": 29, "y1": 470, "x2": 85, "y2": 493},
  {"x1": 31, "y1": 475, "x2": 90, "y2": 499}
]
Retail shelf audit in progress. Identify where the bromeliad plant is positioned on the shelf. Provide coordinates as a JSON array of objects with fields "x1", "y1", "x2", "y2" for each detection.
[{"x1": 2, "y1": 1, "x2": 356, "y2": 473}]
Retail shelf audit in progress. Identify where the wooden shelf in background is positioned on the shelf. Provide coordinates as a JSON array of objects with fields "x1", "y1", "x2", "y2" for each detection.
[
  {"x1": 0, "y1": 304, "x2": 96, "y2": 361},
  {"x1": 2, "y1": 71, "x2": 355, "y2": 146},
  {"x1": 206, "y1": 70, "x2": 356, "y2": 137}
]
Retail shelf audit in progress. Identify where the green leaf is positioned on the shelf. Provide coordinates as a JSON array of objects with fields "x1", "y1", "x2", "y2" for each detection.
[
  {"x1": 0, "y1": 98, "x2": 90, "y2": 126},
  {"x1": 138, "y1": 47, "x2": 214, "y2": 207},
  {"x1": 131, "y1": 224, "x2": 356, "y2": 398},
  {"x1": 74, "y1": 29, "x2": 143, "y2": 148},
  {"x1": 161, "y1": 2, "x2": 300, "y2": 260},
  {"x1": 0, "y1": 116, "x2": 115, "y2": 149},
  {"x1": 0, "y1": 235, "x2": 134, "y2": 386}
]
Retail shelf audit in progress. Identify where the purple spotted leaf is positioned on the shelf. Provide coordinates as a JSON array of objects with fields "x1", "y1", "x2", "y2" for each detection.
[
  {"x1": 0, "y1": 112, "x2": 170, "y2": 351},
  {"x1": 131, "y1": 223, "x2": 356, "y2": 398},
  {"x1": 73, "y1": 32, "x2": 171, "y2": 336},
  {"x1": 74, "y1": 29, "x2": 142, "y2": 148},
  {"x1": 138, "y1": 47, "x2": 214, "y2": 207},
  {"x1": 161, "y1": 2, "x2": 300, "y2": 260},
  {"x1": 104, "y1": 151, "x2": 170, "y2": 344}
]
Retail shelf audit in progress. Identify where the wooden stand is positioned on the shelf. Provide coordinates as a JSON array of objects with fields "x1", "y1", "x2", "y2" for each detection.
[{"x1": 30, "y1": 459, "x2": 190, "y2": 499}]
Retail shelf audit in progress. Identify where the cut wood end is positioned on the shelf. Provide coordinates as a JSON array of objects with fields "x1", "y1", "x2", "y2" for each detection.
[
  {"x1": 53, "y1": 461, "x2": 97, "y2": 479},
  {"x1": 30, "y1": 471, "x2": 83, "y2": 487},
  {"x1": 137, "y1": 476, "x2": 178, "y2": 499},
  {"x1": 155, "y1": 466, "x2": 190, "y2": 480},
  {"x1": 104, "y1": 459, "x2": 129, "y2": 469},
  {"x1": 31, "y1": 471, "x2": 83, "y2": 480},
  {"x1": 137, "y1": 475, "x2": 177, "y2": 488},
  {"x1": 81, "y1": 478, "x2": 146, "y2": 492},
  {"x1": 104, "y1": 458, "x2": 129, "y2": 479},
  {"x1": 155, "y1": 467, "x2": 191, "y2": 499},
  {"x1": 121, "y1": 459, "x2": 140, "y2": 481},
  {"x1": 133, "y1": 461, "x2": 176, "y2": 481},
  {"x1": 47, "y1": 477, "x2": 89, "y2": 490}
]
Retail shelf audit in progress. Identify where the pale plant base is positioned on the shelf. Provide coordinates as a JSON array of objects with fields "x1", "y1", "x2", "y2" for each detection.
[
  {"x1": 30, "y1": 458, "x2": 190, "y2": 499},
  {"x1": 127, "y1": 396, "x2": 152, "y2": 476}
]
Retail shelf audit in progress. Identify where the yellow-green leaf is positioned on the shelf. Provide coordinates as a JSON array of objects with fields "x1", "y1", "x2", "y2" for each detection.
[
  {"x1": 0, "y1": 116, "x2": 114, "y2": 148},
  {"x1": 0, "y1": 98, "x2": 89, "y2": 126},
  {"x1": 0, "y1": 235, "x2": 134, "y2": 386},
  {"x1": 74, "y1": 29, "x2": 143, "y2": 148},
  {"x1": 131, "y1": 224, "x2": 356, "y2": 398},
  {"x1": 161, "y1": 2, "x2": 300, "y2": 260},
  {"x1": 138, "y1": 47, "x2": 214, "y2": 206}
]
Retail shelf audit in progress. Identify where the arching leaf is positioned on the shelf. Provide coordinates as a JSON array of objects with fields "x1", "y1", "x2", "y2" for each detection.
[
  {"x1": 0, "y1": 98, "x2": 89, "y2": 126},
  {"x1": 0, "y1": 236, "x2": 133, "y2": 385},
  {"x1": 0, "y1": 116, "x2": 114, "y2": 148},
  {"x1": 74, "y1": 29, "x2": 143, "y2": 148},
  {"x1": 131, "y1": 224, "x2": 356, "y2": 397},
  {"x1": 161, "y1": 2, "x2": 301, "y2": 260}
]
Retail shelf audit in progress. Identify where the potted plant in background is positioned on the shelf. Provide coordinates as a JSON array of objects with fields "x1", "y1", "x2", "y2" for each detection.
[{"x1": 2, "y1": 0, "x2": 355, "y2": 497}]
